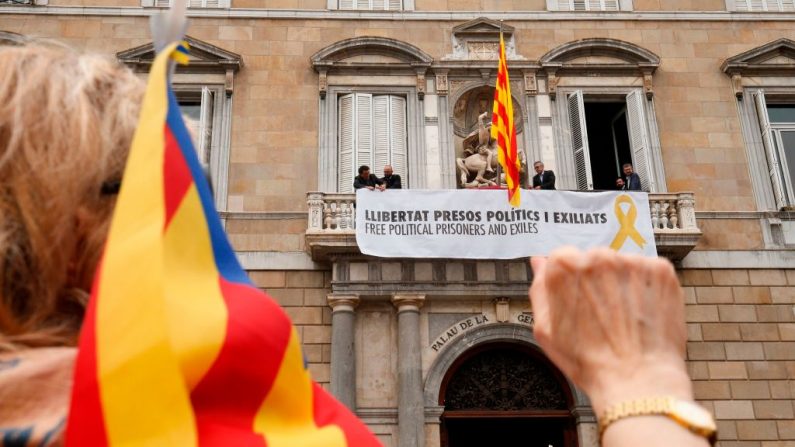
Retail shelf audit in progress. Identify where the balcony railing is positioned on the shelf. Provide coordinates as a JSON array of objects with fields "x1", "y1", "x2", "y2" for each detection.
[{"x1": 306, "y1": 191, "x2": 702, "y2": 260}]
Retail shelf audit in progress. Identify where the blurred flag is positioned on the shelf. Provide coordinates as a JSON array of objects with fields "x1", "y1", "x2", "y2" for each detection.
[{"x1": 65, "y1": 41, "x2": 380, "y2": 447}]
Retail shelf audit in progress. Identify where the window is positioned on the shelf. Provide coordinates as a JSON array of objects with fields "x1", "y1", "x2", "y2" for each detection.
[
  {"x1": 753, "y1": 91, "x2": 795, "y2": 207},
  {"x1": 557, "y1": 0, "x2": 618, "y2": 10},
  {"x1": 338, "y1": 93, "x2": 407, "y2": 193},
  {"x1": 565, "y1": 90, "x2": 656, "y2": 191},
  {"x1": 144, "y1": 0, "x2": 228, "y2": 7},
  {"x1": 733, "y1": 0, "x2": 795, "y2": 11},
  {"x1": 0, "y1": 0, "x2": 32, "y2": 5},
  {"x1": 178, "y1": 87, "x2": 215, "y2": 169},
  {"x1": 547, "y1": 0, "x2": 631, "y2": 10},
  {"x1": 337, "y1": 0, "x2": 401, "y2": 9}
]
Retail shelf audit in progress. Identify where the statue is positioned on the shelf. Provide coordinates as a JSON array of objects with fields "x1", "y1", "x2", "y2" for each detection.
[{"x1": 456, "y1": 112, "x2": 498, "y2": 187}]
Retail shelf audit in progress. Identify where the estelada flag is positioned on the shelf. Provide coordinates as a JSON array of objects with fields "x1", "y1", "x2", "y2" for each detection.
[
  {"x1": 65, "y1": 41, "x2": 381, "y2": 447},
  {"x1": 490, "y1": 31, "x2": 521, "y2": 207}
]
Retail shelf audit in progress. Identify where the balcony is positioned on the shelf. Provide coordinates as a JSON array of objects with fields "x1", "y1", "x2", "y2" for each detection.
[{"x1": 306, "y1": 191, "x2": 702, "y2": 261}]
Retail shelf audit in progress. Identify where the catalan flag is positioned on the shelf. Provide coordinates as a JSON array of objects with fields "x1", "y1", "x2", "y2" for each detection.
[
  {"x1": 65, "y1": 41, "x2": 380, "y2": 447},
  {"x1": 490, "y1": 31, "x2": 521, "y2": 207}
]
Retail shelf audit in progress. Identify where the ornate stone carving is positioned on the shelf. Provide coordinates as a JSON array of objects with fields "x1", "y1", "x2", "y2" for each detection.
[
  {"x1": 467, "y1": 41, "x2": 500, "y2": 60},
  {"x1": 456, "y1": 112, "x2": 498, "y2": 188},
  {"x1": 318, "y1": 68, "x2": 328, "y2": 99},
  {"x1": 416, "y1": 70, "x2": 427, "y2": 100},
  {"x1": 436, "y1": 72, "x2": 449, "y2": 95},
  {"x1": 523, "y1": 70, "x2": 537, "y2": 96},
  {"x1": 444, "y1": 348, "x2": 568, "y2": 411},
  {"x1": 392, "y1": 294, "x2": 426, "y2": 312},
  {"x1": 494, "y1": 297, "x2": 510, "y2": 323},
  {"x1": 642, "y1": 69, "x2": 654, "y2": 99},
  {"x1": 546, "y1": 67, "x2": 559, "y2": 100},
  {"x1": 327, "y1": 294, "x2": 360, "y2": 312}
]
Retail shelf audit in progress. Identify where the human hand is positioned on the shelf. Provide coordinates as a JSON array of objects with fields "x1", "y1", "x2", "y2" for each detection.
[
  {"x1": 378, "y1": 185, "x2": 386, "y2": 191},
  {"x1": 366, "y1": 186, "x2": 375, "y2": 190},
  {"x1": 529, "y1": 247, "x2": 691, "y2": 417},
  {"x1": 534, "y1": 186, "x2": 541, "y2": 190}
]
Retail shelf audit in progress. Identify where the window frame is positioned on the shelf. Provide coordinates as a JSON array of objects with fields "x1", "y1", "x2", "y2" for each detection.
[
  {"x1": 741, "y1": 88, "x2": 795, "y2": 210},
  {"x1": 727, "y1": 0, "x2": 795, "y2": 11},
  {"x1": 552, "y1": 86, "x2": 666, "y2": 192},
  {"x1": 141, "y1": 0, "x2": 229, "y2": 8},
  {"x1": 319, "y1": 85, "x2": 425, "y2": 193},
  {"x1": 546, "y1": 0, "x2": 632, "y2": 11},
  {"x1": 170, "y1": 82, "x2": 232, "y2": 209}
]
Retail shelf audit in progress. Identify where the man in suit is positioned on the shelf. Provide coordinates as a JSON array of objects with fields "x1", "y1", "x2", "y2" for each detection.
[
  {"x1": 381, "y1": 165, "x2": 402, "y2": 189},
  {"x1": 353, "y1": 165, "x2": 384, "y2": 191},
  {"x1": 532, "y1": 161, "x2": 556, "y2": 190},
  {"x1": 616, "y1": 163, "x2": 642, "y2": 191}
]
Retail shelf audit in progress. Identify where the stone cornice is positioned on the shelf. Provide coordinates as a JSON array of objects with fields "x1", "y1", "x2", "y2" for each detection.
[{"x1": 5, "y1": 7, "x2": 795, "y2": 21}]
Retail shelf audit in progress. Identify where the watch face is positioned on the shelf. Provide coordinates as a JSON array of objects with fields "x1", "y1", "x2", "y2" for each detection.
[{"x1": 673, "y1": 400, "x2": 717, "y2": 432}]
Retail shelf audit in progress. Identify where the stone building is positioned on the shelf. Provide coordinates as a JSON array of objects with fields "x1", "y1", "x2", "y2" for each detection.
[{"x1": 2, "y1": 1, "x2": 795, "y2": 445}]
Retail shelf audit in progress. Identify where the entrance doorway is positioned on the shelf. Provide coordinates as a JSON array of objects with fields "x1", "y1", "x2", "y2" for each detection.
[{"x1": 439, "y1": 343, "x2": 577, "y2": 447}]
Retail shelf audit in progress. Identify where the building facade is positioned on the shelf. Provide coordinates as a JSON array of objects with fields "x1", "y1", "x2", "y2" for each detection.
[{"x1": 2, "y1": 1, "x2": 795, "y2": 445}]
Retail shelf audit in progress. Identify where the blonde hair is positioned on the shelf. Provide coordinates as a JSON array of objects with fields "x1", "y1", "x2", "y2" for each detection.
[{"x1": 0, "y1": 43, "x2": 145, "y2": 348}]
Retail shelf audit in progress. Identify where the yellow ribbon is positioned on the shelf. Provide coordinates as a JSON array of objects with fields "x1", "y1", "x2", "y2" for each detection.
[{"x1": 609, "y1": 194, "x2": 647, "y2": 250}]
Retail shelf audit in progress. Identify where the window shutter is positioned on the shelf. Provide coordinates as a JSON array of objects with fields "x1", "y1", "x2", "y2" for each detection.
[
  {"x1": 754, "y1": 90, "x2": 788, "y2": 209},
  {"x1": 559, "y1": 0, "x2": 617, "y2": 9},
  {"x1": 567, "y1": 91, "x2": 593, "y2": 190},
  {"x1": 625, "y1": 90, "x2": 655, "y2": 192},
  {"x1": 155, "y1": 0, "x2": 170, "y2": 6},
  {"x1": 390, "y1": 96, "x2": 408, "y2": 184},
  {"x1": 338, "y1": 94, "x2": 355, "y2": 193},
  {"x1": 387, "y1": 0, "x2": 401, "y2": 9},
  {"x1": 373, "y1": 95, "x2": 391, "y2": 177},
  {"x1": 356, "y1": 0, "x2": 369, "y2": 8},
  {"x1": 371, "y1": 0, "x2": 384, "y2": 8},
  {"x1": 338, "y1": 0, "x2": 354, "y2": 8},
  {"x1": 197, "y1": 87, "x2": 215, "y2": 167},
  {"x1": 355, "y1": 93, "x2": 374, "y2": 177}
]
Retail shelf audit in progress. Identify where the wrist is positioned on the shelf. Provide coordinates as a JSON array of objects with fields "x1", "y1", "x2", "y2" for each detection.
[{"x1": 588, "y1": 363, "x2": 693, "y2": 417}]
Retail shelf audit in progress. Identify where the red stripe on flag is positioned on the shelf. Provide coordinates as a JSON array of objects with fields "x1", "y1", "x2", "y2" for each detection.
[
  {"x1": 312, "y1": 383, "x2": 380, "y2": 447},
  {"x1": 65, "y1": 265, "x2": 109, "y2": 447},
  {"x1": 190, "y1": 279, "x2": 293, "y2": 446},
  {"x1": 163, "y1": 126, "x2": 193, "y2": 229}
]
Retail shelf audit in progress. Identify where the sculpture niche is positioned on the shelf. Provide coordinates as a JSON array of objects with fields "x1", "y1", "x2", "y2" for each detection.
[
  {"x1": 456, "y1": 112, "x2": 526, "y2": 188},
  {"x1": 456, "y1": 112, "x2": 498, "y2": 188}
]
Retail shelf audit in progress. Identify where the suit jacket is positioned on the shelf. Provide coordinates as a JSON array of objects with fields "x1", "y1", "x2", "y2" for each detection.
[
  {"x1": 381, "y1": 174, "x2": 402, "y2": 189},
  {"x1": 353, "y1": 174, "x2": 383, "y2": 189},
  {"x1": 532, "y1": 170, "x2": 556, "y2": 190},
  {"x1": 622, "y1": 172, "x2": 642, "y2": 191}
]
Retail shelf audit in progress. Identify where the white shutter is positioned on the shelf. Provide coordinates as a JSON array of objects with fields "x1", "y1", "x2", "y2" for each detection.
[
  {"x1": 390, "y1": 96, "x2": 408, "y2": 184},
  {"x1": 356, "y1": 0, "x2": 370, "y2": 8},
  {"x1": 155, "y1": 0, "x2": 170, "y2": 6},
  {"x1": 625, "y1": 90, "x2": 655, "y2": 192},
  {"x1": 356, "y1": 93, "x2": 373, "y2": 175},
  {"x1": 373, "y1": 96, "x2": 390, "y2": 177},
  {"x1": 338, "y1": 0, "x2": 354, "y2": 8},
  {"x1": 338, "y1": 94, "x2": 355, "y2": 193},
  {"x1": 371, "y1": 0, "x2": 384, "y2": 8},
  {"x1": 387, "y1": 0, "x2": 401, "y2": 9},
  {"x1": 567, "y1": 91, "x2": 593, "y2": 190},
  {"x1": 754, "y1": 90, "x2": 788, "y2": 209},
  {"x1": 197, "y1": 87, "x2": 214, "y2": 166}
]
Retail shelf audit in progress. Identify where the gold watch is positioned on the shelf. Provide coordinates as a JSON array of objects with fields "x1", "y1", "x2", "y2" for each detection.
[{"x1": 599, "y1": 396, "x2": 717, "y2": 446}]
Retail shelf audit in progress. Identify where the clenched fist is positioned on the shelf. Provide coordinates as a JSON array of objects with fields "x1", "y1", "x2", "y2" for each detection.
[{"x1": 529, "y1": 247, "x2": 692, "y2": 417}]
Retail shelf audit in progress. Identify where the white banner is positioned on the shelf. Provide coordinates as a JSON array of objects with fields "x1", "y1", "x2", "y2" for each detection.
[{"x1": 355, "y1": 189, "x2": 657, "y2": 259}]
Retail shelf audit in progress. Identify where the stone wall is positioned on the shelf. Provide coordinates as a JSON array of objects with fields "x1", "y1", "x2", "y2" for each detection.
[{"x1": 683, "y1": 269, "x2": 795, "y2": 446}]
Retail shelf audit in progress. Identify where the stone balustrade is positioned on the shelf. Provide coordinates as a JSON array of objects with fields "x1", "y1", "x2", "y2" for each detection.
[{"x1": 306, "y1": 191, "x2": 702, "y2": 260}]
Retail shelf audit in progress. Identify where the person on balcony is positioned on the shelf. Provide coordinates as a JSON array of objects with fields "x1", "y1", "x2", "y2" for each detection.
[
  {"x1": 532, "y1": 161, "x2": 556, "y2": 190},
  {"x1": 381, "y1": 165, "x2": 402, "y2": 190},
  {"x1": 353, "y1": 165, "x2": 384, "y2": 191},
  {"x1": 616, "y1": 163, "x2": 642, "y2": 191}
]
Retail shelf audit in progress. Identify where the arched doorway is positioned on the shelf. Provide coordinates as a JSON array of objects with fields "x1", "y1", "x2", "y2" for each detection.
[{"x1": 439, "y1": 342, "x2": 578, "y2": 447}]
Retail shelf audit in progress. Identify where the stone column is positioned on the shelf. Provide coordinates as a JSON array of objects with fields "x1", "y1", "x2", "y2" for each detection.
[
  {"x1": 392, "y1": 294, "x2": 426, "y2": 447},
  {"x1": 328, "y1": 294, "x2": 360, "y2": 411}
]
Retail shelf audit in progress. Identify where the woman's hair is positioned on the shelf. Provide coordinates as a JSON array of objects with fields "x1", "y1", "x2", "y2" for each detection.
[{"x1": 0, "y1": 43, "x2": 145, "y2": 348}]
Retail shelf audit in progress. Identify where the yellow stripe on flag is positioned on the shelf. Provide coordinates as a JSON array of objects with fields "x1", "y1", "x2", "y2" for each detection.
[
  {"x1": 163, "y1": 184, "x2": 228, "y2": 391},
  {"x1": 96, "y1": 42, "x2": 198, "y2": 446},
  {"x1": 253, "y1": 330, "x2": 347, "y2": 447}
]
